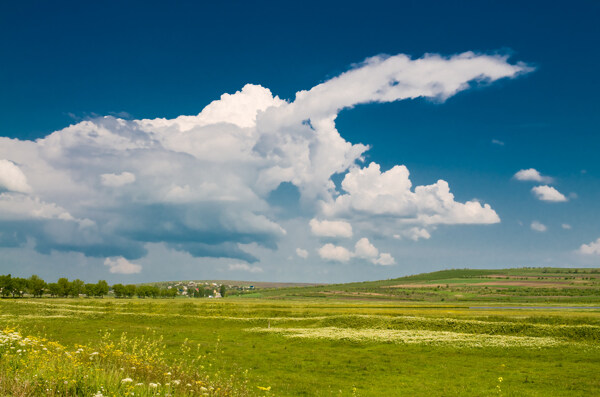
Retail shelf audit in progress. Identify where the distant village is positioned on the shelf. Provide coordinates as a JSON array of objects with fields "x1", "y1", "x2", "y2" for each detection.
[
  {"x1": 0, "y1": 274, "x2": 259, "y2": 299},
  {"x1": 161, "y1": 280, "x2": 257, "y2": 298}
]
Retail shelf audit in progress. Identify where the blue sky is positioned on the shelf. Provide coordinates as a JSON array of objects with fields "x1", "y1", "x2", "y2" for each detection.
[{"x1": 0, "y1": 0, "x2": 599, "y2": 282}]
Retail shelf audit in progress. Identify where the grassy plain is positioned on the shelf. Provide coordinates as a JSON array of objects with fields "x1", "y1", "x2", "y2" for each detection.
[{"x1": 1, "y1": 268, "x2": 599, "y2": 396}]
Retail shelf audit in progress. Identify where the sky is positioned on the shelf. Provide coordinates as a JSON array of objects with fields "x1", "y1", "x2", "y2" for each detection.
[{"x1": 0, "y1": 0, "x2": 599, "y2": 283}]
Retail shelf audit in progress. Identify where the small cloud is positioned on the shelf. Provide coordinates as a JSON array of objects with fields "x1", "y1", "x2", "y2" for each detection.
[
  {"x1": 568, "y1": 192, "x2": 578, "y2": 200},
  {"x1": 531, "y1": 185, "x2": 568, "y2": 202},
  {"x1": 318, "y1": 243, "x2": 353, "y2": 262},
  {"x1": 100, "y1": 172, "x2": 136, "y2": 187},
  {"x1": 561, "y1": 223, "x2": 572, "y2": 230},
  {"x1": 296, "y1": 248, "x2": 309, "y2": 259},
  {"x1": 109, "y1": 111, "x2": 132, "y2": 119},
  {"x1": 491, "y1": 139, "x2": 505, "y2": 146},
  {"x1": 354, "y1": 238, "x2": 379, "y2": 260},
  {"x1": 309, "y1": 219, "x2": 353, "y2": 238},
  {"x1": 579, "y1": 238, "x2": 600, "y2": 255},
  {"x1": 530, "y1": 221, "x2": 547, "y2": 232},
  {"x1": 104, "y1": 257, "x2": 142, "y2": 274},
  {"x1": 228, "y1": 263, "x2": 263, "y2": 273},
  {"x1": 514, "y1": 168, "x2": 553, "y2": 183},
  {"x1": 318, "y1": 238, "x2": 395, "y2": 265},
  {"x1": 373, "y1": 253, "x2": 395, "y2": 266}
]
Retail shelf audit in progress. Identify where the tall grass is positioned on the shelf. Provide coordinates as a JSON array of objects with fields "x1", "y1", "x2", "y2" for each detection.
[{"x1": 0, "y1": 328, "x2": 249, "y2": 396}]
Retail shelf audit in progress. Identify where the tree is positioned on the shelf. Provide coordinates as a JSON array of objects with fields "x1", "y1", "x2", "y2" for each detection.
[
  {"x1": 0, "y1": 274, "x2": 12, "y2": 297},
  {"x1": 219, "y1": 284, "x2": 226, "y2": 298},
  {"x1": 147, "y1": 286, "x2": 160, "y2": 298},
  {"x1": 124, "y1": 284, "x2": 136, "y2": 298},
  {"x1": 84, "y1": 283, "x2": 97, "y2": 297},
  {"x1": 136, "y1": 285, "x2": 149, "y2": 298},
  {"x1": 47, "y1": 283, "x2": 61, "y2": 297},
  {"x1": 112, "y1": 283, "x2": 126, "y2": 298},
  {"x1": 57, "y1": 278, "x2": 71, "y2": 298},
  {"x1": 27, "y1": 275, "x2": 46, "y2": 297},
  {"x1": 12, "y1": 277, "x2": 28, "y2": 297},
  {"x1": 96, "y1": 280, "x2": 109, "y2": 297},
  {"x1": 70, "y1": 279, "x2": 85, "y2": 297}
]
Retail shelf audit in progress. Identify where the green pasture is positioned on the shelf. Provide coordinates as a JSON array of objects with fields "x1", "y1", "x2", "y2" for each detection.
[{"x1": 1, "y1": 297, "x2": 599, "y2": 396}]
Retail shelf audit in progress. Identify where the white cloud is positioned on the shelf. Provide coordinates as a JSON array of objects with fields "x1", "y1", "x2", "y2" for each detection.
[
  {"x1": 354, "y1": 237, "x2": 379, "y2": 259},
  {"x1": 318, "y1": 244, "x2": 353, "y2": 262},
  {"x1": 100, "y1": 172, "x2": 136, "y2": 187},
  {"x1": 309, "y1": 218, "x2": 353, "y2": 238},
  {"x1": 530, "y1": 221, "x2": 547, "y2": 232},
  {"x1": 561, "y1": 223, "x2": 572, "y2": 230},
  {"x1": 228, "y1": 263, "x2": 264, "y2": 273},
  {"x1": 104, "y1": 257, "x2": 142, "y2": 274},
  {"x1": 373, "y1": 253, "x2": 396, "y2": 266},
  {"x1": 579, "y1": 238, "x2": 600, "y2": 255},
  {"x1": 531, "y1": 185, "x2": 568, "y2": 202},
  {"x1": 0, "y1": 52, "x2": 528, "y2": 263},
  {"x1": 514, "y1": 168, "x2": 553, "y2": 183},
  {"x1": 0, "y1": 159, "x2": 32, "y2": 193},
  {"x1": 354, "y1": 237, "x2": 395, "y2": 266},
  {"x1": 318, "y1": 238, "x2": 395, "y2": 265},
  {"x1": 491, "y1": 139, "x2": 504, "y2": 146},
  {"x1": 296, "y1": 248, "x2": 309, "y2": 259},
  {"x1": 323, "y1": 162, "x2": 500, "y2": 233}
]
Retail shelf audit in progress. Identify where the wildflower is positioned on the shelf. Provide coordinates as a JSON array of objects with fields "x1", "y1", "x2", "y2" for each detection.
[
  {"x1": 173, "y1": 380, "x2": 181, "y2": 385},
  {"x1": 257, "y1": 386, "x2": 272, "y2": 391},
  {"x1": 135, "y1": 383, "x2": 144, "y2": 387},
  {"x1": 121, "y1": 378, "x2": 133, "y2": 383},
  {"x1": 149, "y1": 383, "x2": 158, "y2": 389}
]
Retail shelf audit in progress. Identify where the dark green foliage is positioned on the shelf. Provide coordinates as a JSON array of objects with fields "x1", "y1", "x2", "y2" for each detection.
[{"x1": 27, "y1": 275, "x2": 46, "y2": 297}]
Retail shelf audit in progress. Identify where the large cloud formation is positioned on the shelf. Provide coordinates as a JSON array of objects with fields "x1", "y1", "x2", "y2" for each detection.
[{"x1": 0, "y1": 52, "x2": 529, "y2": 268}]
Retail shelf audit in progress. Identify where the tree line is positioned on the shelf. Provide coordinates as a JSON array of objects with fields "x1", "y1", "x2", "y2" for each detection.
[{"x1": 0, "y1": 274, "x2": 179, "y2": 298}]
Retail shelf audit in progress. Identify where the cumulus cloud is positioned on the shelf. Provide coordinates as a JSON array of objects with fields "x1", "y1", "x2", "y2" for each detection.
[
  {"x1": 354, "y1": 237, "x2": 379, "y2": 259},
  {"x1": 0, "y1": 52, "x2": 529, "y2": 268},
  {"x1": 0, "y1": 160, "x2": 32, "y2": 193},
  {"x1": 561, "y1": 223, "x2": 572, "y2": 230},
  {"x1": 318, "y1": 237, "x2": 395, "y2": 265},
  {"x1": 296, "y1": 248, "x2": 309, "y2": 259},
  {"x1": 354, "y1": 237, "x2": 395, "y2": 266},
  {"x1": 228, "y1": 263, "x2": 264, "y2": 273},
  {"x1": 309, "y1": 218, "x2": 353, "y2": 238},
  {"x1": 579, "y1": 238, "x2": 600, "y2": 255},
  {"x1": 100, "y1": 172, "x2": 136, "y2": 187},
  {"x1": 530, "y1": 221, "x2": 547, "y2": 232},
  {"x1": 104, "y1": 257, "x2": 142, "y2": 274},
  {"x1": 322, "y1": 162, "x2": 500, "y2": 236},
  {"x1": 373, "y1": 253, "x2": 396, "y2": 266},
  {"x1": 318, "y1": 244, "x2": 354, "y2": 262},
  {"x1": 514, "y1": 168, "x2": 553, "y2": 183},
  {"x1": 531, "y1": 185, "x2": 568, "y2": 202}
]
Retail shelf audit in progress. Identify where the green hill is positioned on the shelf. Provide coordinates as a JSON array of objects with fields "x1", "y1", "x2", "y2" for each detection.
[{"x1": 254, "y1": 267, "x2": 600, "y2": 304}]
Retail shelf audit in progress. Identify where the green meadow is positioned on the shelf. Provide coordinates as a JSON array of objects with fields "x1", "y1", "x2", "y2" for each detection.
[{"x1": 1, "y1": 268, "x2": 600, "y2": 396}]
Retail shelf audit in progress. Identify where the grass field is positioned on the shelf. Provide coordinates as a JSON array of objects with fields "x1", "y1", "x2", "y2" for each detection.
[{"x1": 1, "y1": 268, "x2": 600, "y2": 396}]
